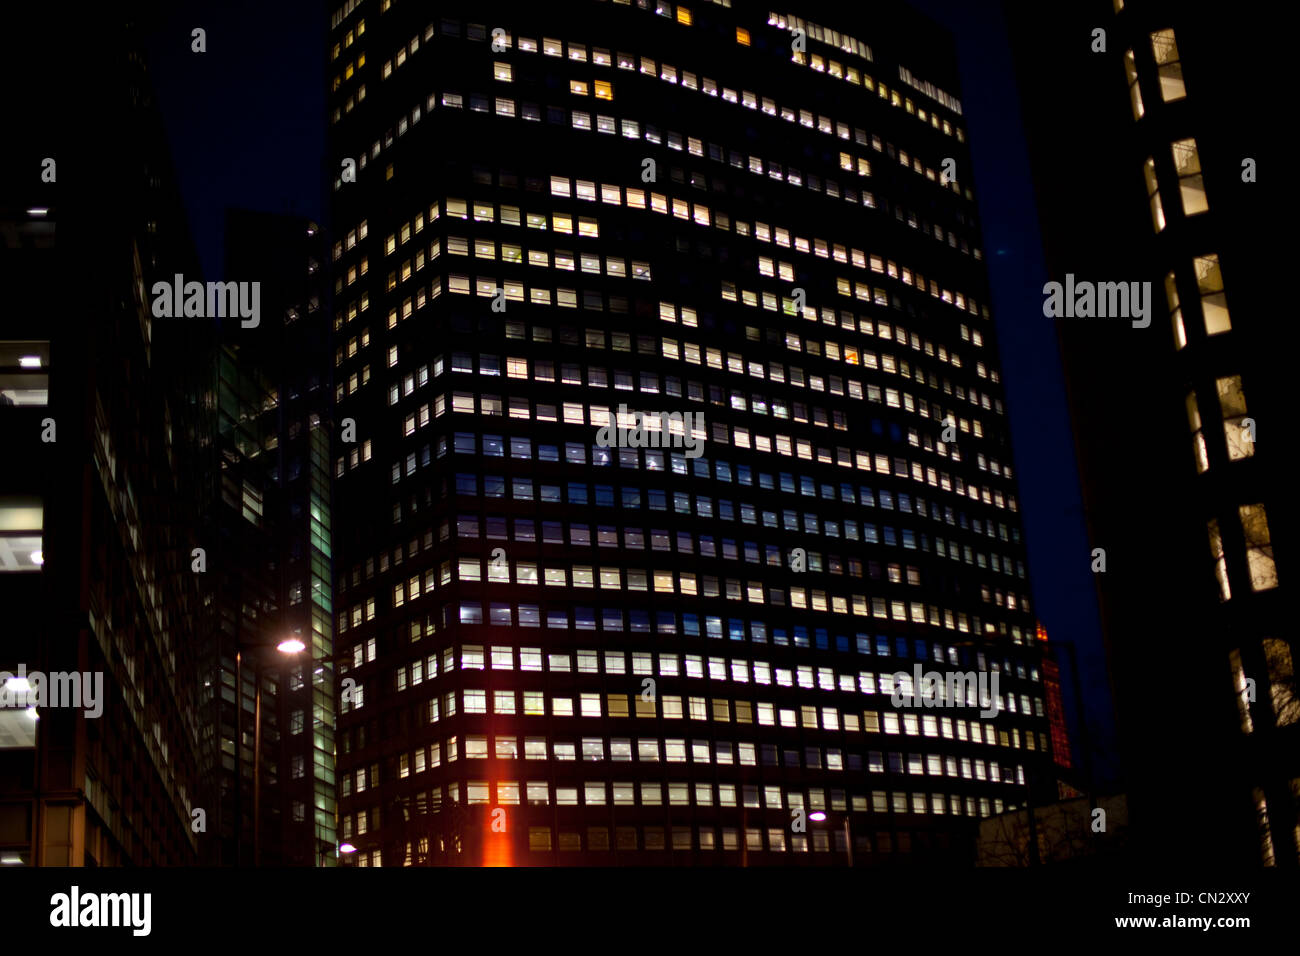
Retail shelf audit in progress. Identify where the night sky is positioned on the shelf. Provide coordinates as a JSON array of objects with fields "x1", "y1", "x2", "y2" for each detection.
[{"x1": 144, "y1": 0, "x2": 1118, "y2": 787}]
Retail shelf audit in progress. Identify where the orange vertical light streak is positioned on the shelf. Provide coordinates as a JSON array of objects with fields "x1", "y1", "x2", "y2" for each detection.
[{"x1": 482, "y1": 759, "x2": 513, "y2": 867}]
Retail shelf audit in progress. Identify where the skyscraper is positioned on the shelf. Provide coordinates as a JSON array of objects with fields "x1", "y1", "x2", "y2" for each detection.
[
  {"x1": 1006, "y1": 0, "x2": 1291, "y2": 866},
  {"x1": 329, "y1": 0, "x2": 1055, "y2": 865}
]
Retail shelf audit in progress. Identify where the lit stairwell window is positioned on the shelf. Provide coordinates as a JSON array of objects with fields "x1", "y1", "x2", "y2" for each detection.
[
  {"x1": 1150, "y1": 29, "x2": 1186, "y2": 101},
  {"x1": 1239, "y1": 504, "x2": 1278, "y2": 592}
]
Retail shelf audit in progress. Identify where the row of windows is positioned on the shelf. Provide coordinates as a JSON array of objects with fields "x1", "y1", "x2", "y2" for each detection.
[
  {"x1": 441, "y1": 506, "x2": 1020, "y2": 581},
  {"x1": 350, "y1": 592, "x2": 1022, "y2": 666},
  {"x1": 406, "y1": 674, "x2": 1039, "y2": 719},
  {"x1": 343, "y1": 732, "x2": 1040, "y2": 800},
  {"x1": 344, "y1": 767, "x2": 1025, "y2": 816},
  {"x1": 378, "y1": 640, "x2": 1037, "y2": 685},
  {"x1": 374, "y1": 732, "x2": 1035, "y2": 780},
  {"x1": 443, "y1": 469, "x2": 1015, "y2": 540},
  {"x1": 431, "y1": 341, "x2": 1001, "y2": 451},
  {"x1": 334, "y1": 485, "x2": 1020, "y2": 612},
  {"x1": 440, "y1": 545, "x2": 1015, "y2": 603},
  {"x1": 372, "y1": 499, "x2": 1031, "y2": 625},
  {"x1": 435, "y1": 427, "x2": 1014, "y2": 515}
]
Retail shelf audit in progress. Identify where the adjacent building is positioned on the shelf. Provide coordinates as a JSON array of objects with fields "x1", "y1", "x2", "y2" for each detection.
[
  {"x1": 0, "y1": 4, "x2": 208, "y2": 866},
  {"x1": 1006, "y1": 0, "x2": 1293, "y2": 865}
]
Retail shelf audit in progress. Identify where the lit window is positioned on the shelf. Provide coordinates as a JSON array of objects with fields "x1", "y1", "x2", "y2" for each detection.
[
  {"x1": 0, "y1": 497, "x2": 43, "y2": 572},
  {"x1": 493, "y1": 61, "x2": 512, "y2": 82},
  {"x1": 0, "y1": 342, "x2": 49, "y2": 406},
  {"x1": 1239, "y1": 504, "x2": 1277, "y2": 592},
  {"x1": 1194, "y1": 255, "x2": 1231, "y2": 335},
  {"x1": 1216, "y1": 376, "x2": 1254, "y2": 462},
  {"x1": 1123, "y1": 50, "x2": 1144, "y2": 119},
  {"x1": 1165, "y1": 272, "x2": 1185, "y2": 350},
  {"x1": 1185, "y1": 392, "x2": 1208, "y2": 473},
  {"x1": 1171, "y1": 139, "x2": 1208, "y2": 215},
  {"x1": 1143, "y1": 158, "x2": 1164, "y2": 232},
  {"x1": 594, "y1": 80, "x2": 612, "y2": 100},
  {"x1": 1150, "y1": 29, "x2": 1186, "y2": 101},
  {"x1": 736, "y1": 27, "x2": 750, "y2": 45},
  {"x1": 570, "y1": 80, "x2": 589, "y2": 96}
]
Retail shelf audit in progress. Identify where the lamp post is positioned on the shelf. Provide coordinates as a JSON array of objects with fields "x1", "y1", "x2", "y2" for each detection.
[
  {"x1": 808, "y1": 811, "x2": 854, "y2": 866},
  {"x1": 234, "y1": 636, "x2": 304, "y2": 867}
]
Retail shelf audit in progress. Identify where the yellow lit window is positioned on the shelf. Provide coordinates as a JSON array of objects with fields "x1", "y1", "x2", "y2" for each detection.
[
  {"x1": 1239, "y1": 504, "x2": 1278, "y2": 592},
  {"x1": 1185, "y1": 392, "x2": 1208, "y2": 473},
  {"x1": 1150, "y1": 29, "x2": 1186, "y2": 101},
  {"x1": 1166, "y1": 272, "x2": 1185, "y2": 349},
  {"x1": 494, "y1": 61, "x2": 512, "y2": 82},
  {"x1": 594, "y1": 80, "x2": 612, "y2": 100},
  {"x1": 676, "y1": 6, "x2": 692, "y2": 25},
  {"x1": 1216, "y1": 376, "x2": 1254, "y2": 462},
  {"x1": 1143, "y1": 158, "x2": 1165, "y2": 232},
  {"x1": 1194, "y1": 255, "x2": 1231, "y2": 335},
  {"x1": 570, "y1": 80, "x2": 588, "y2": 96},
  {"x1": 736, "y1": 27, "x2": 750, "y2": 45},
  {"x1": 1171, "y1": 138, "x2": 1208, "y2": 215}
]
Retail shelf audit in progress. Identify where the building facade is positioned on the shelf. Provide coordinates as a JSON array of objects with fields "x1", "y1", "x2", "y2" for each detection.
[
  {"x1": 329, "y1": 0, "x2": 1055, "y2": 865},
  {"x1": 0, "y1": 4, "x2": 208, "y2": 866},
  {"x1": 1006, "y1": 0, "x2": 1292, "y2": 865}
]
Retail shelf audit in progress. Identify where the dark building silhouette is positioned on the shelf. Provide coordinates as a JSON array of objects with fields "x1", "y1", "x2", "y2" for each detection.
[
  {"x1": 1006, "y1": 0, "x2": 1292, "y2": 866},
  {"x1": 197, "y1": 210, "x2": 338, "y2": 866},
  {"x1": 0, "y1": 4, "x2": 210, "y2": 865},
  {"x1": 327, "y1": 0, "x2": 1056, "y2": 865}
]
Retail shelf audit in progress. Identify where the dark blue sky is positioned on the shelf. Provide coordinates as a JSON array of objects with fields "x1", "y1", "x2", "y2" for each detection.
[{"x1": 145, "y1": 0, "x2": 1117, "y2": 786}]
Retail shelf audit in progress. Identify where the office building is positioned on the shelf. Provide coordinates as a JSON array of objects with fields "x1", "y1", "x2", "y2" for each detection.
[{"x1": 329, "y1": 0, "x2": 1055, "y2": 865}]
